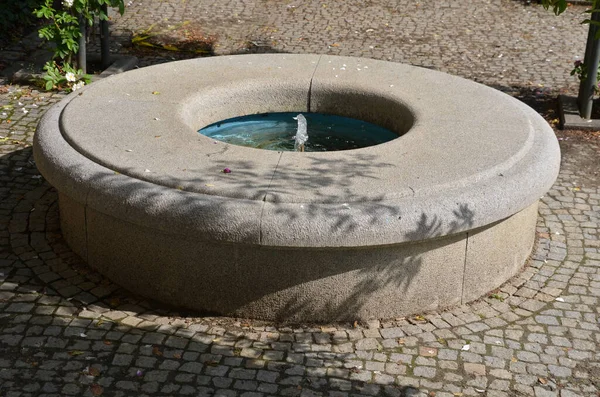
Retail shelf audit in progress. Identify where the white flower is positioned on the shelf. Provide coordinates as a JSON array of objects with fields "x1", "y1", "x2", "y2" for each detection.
[
  {"x1": 65, "y1": 72, "x2": 76, "y2": 82},
  {"x1": 63, "y1": 0, "x2": 74, "y2": 8},
  {"x1": 72, "y1": 81, "x2": 85, "y2": 91}
]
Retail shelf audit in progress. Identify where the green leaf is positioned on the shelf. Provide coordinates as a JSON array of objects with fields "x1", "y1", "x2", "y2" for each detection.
[{"x1": 541, "y1": 0, "x2": 568, "y2": 16}]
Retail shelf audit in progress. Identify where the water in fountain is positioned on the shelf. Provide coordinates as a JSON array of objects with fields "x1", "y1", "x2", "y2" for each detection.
[{"x1": 199, "y1": 112, "x2": 398, "y2": 152}]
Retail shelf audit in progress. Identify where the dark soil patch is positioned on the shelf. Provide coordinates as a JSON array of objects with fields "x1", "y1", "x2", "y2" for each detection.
[
  {"x1": 556, "y1": 128, "x2": 600, "y2": 187},
  {"x1": 503, "y1": 86, "x2": 600, "y2": 188},
  {"x1": 129, "y1": 21, "x2": 217, "y2": 57},
  {"x1": 0, "y1": 6, "x2": 42, "y2": 50}
]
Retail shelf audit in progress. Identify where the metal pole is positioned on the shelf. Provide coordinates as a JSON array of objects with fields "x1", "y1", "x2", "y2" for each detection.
[
  {"x1": 78, "y1": 14, "x2": 87, "y2": 73},
  {"x1": 100, "y1": 4, "x2": 110, "y2": 69},
  {"x1": 578, "y1": 8, "x2": 600, "y2": 119}
]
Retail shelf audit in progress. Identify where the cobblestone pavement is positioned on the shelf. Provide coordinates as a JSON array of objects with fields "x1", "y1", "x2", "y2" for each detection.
[
  {"x1": 2, "y1": 93, "x2": 600, "y2": 397},
  {"x1": 2, "y1": 0, "x2": 600, "y2": 396},
  {"x1": 108, "y1": 0, "x2": 588, "y2": 92}
]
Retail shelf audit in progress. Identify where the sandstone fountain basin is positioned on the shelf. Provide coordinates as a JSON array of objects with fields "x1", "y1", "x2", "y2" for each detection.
[{"x1": 34, "y1": 54, "x2": 560, "y2": 322}]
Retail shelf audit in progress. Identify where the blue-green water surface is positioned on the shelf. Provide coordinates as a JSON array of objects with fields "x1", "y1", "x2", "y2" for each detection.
[{"x1": 198, "y1": 112, "x2": 398, "y2": 152}]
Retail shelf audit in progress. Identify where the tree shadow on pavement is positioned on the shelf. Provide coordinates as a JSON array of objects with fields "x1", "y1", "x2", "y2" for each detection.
[{"x1": 0, "y1": 145, "x2": 481, "y2": 397}]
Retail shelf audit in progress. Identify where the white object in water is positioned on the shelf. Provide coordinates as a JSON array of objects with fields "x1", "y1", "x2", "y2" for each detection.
[{"x1": 293, "y1": 114, "x2": 308, "y2": 151}]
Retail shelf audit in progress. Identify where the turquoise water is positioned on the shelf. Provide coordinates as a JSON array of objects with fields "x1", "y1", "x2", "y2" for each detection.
[{"x1": 198, "y1": 112, "x2": 398, "y2": 152}]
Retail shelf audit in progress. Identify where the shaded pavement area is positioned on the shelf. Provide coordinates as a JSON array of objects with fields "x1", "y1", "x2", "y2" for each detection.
[{"x1": 1, "y1": 0, "x2": 600, "y2": 396}]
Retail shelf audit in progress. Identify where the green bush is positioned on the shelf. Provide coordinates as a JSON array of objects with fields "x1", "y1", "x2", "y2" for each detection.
[{"x1": 34, "y1": 0, "x2": 125, "y2": 91}]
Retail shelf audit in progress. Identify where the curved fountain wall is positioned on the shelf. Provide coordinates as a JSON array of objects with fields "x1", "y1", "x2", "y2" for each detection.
[{"x1": 33, "y1": 54, "x2": 560, "y2": 322}]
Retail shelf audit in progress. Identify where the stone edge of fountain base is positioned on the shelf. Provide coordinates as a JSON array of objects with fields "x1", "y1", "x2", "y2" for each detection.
[{"x1": 34, "y1": 54, "x2": 560, "y2": 322}]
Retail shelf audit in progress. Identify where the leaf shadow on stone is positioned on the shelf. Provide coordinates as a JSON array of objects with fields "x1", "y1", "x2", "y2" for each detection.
[
  {"x1": 33, "y1": 140, "x2": 475, "y2": 322},
  {"x1": 271, "y1": 203, "x2": 475, "y2": 323}
]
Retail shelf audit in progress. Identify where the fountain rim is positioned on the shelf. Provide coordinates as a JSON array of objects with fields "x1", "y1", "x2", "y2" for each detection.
[{"x1": 34, "y1": 54, "x2": 560, "y2": 248}]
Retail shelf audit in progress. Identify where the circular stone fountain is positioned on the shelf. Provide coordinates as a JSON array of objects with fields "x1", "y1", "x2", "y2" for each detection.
[{"x1": 34, "y1": 54, "x2": 560, "y2": 322}]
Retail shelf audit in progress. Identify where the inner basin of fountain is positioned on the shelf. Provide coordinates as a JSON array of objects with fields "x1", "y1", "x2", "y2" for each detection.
[{"x1": 198, "y1": 112, "x2": 398, "y2": 151}]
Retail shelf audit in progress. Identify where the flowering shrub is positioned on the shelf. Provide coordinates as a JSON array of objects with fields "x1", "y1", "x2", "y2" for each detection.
[
  {"x1": 42, "y1": 61, "x2": 90, "y2": 91},
  {"x1": 35, "y1": 0, "x2": 125, "y2": 91}
]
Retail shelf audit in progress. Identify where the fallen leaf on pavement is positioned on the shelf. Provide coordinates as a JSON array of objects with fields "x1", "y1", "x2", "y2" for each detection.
[{"x1": 90, "y1": 384, "x2": 103, "y2": 396}]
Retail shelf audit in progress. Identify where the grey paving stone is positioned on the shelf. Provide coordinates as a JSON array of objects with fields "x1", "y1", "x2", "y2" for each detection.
[
  {"x1": 179, "y1": 362, "x2": 204, "y2": 374},
  {"x1": 379, "y1": 327, "x2": 405, "y2": 339},
  {"x1": 111, "y1": 354, "x2": 133, "y2": 366},
  {"x1": 413, "y1": 366, "x2": 436, "y2": 378},
  {"x1": 354, "y1": 338, "x2": 381, "y2": 351}
]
